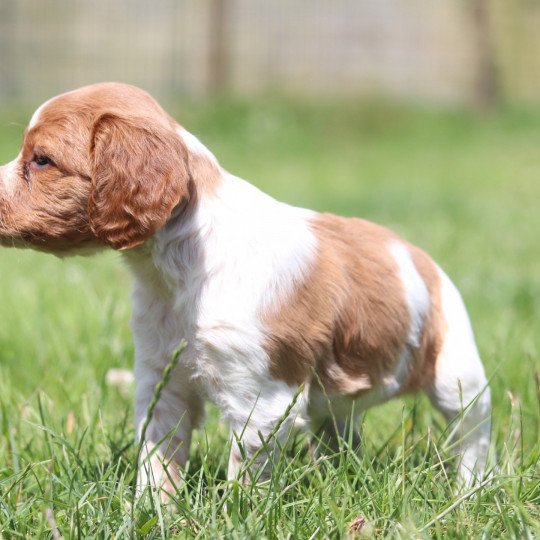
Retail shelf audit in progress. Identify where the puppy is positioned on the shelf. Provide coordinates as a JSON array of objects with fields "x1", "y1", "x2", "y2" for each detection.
[{"x1": 0, "y1": 83, "x2": 491, "y2": 491}]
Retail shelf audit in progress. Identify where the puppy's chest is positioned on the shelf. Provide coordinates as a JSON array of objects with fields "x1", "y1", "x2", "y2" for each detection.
[{"x1": 133, "y1": 278, "x2": 268, "y2": 386}]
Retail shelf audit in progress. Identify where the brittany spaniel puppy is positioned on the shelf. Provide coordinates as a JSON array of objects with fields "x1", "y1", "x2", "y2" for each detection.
[{"x1": 0, "y1": 83, "x2": 491, "y2": 491}]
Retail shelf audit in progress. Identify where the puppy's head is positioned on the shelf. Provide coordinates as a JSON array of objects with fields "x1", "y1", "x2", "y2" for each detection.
[{"x1": 0, "y1": 83, "x2": 190, "y2": 252}]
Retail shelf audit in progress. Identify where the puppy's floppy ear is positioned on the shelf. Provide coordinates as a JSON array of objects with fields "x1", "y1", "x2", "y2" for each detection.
[{"x1": 89, "y1": 113, "x2": 190, "y2": 250}]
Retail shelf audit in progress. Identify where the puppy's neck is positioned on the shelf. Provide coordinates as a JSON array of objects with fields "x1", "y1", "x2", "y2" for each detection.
[
  {"x1": 121, "y1": 126, "x2": 226, "y2": 291},
  {"x1": 121, "y1": 170, "x2": 292, "y2": 299}
]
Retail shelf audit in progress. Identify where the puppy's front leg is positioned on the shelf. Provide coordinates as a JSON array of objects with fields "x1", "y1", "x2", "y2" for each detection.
[
  {"x1": 134, "y1": 364, "x2": 204, "y2": 497},
  {"x1": 225, "y1": 382, "x2": 308, "y2": 483}
]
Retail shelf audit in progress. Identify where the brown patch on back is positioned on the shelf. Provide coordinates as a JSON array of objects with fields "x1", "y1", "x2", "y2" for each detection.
[
  {"x1": 263, "y1": 213, "x2": 446, "y2": 397},
  {"x1": 262, "y1": 213, "x2": 411, "y2": 393}
]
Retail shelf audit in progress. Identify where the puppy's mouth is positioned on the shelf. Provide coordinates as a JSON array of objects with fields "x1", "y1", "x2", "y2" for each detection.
[{"x1": 0, "y1": 223, "x2": 103, "y2": 255}]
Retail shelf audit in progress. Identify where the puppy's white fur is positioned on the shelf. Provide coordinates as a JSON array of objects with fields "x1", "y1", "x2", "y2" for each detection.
[
  {"x1": 126, "y1": 171, "x2": 316, "y2": 483},
  {"x1": 126, "y1": 143, "x2": 490, "y2": 486}
]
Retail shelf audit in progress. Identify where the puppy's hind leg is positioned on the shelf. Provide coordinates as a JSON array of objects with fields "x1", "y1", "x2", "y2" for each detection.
[
  {"x1": 308, "y1": 392, "x2": 362, "y2": 456},
  {"x1": 426, "y1": 271, "x2": 491, "y2": 486}
]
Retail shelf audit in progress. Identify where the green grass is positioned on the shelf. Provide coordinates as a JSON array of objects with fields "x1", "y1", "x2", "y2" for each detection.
[{"x1": 0, "y1": 99, "x2": 538, "y2": 538}]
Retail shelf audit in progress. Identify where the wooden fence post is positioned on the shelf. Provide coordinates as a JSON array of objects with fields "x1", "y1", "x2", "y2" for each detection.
[
  {"x1": 473, "y1": 0, "x2": 498, "y2": 110},
  {"x1": 207, "y1": 0, "x2": 230, "y2": 96}
]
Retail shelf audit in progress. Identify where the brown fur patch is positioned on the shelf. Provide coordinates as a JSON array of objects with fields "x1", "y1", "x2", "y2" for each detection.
[
  {"x1": 0, "y1": 83, "x2": 222, "y2": 252},
  {"x1": 263, "y1": 213, "x2": 445, "y2": 396},
  {"x1": 0, "y1": 127, "x2": 94, "y2": 250},
  {"x1": 89, "y1": 113, "x2": 191, "y2": 250},
  {"x1": 263, "y1": 213, "x2": 411, "y2": 393}
]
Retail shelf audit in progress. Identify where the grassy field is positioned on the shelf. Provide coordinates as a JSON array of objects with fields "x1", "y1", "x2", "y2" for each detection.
[{"x1": 0, "y1": 99, "x2": 538, "y2": 538}]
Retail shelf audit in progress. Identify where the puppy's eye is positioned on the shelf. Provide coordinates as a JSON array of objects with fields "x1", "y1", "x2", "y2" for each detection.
[{"x1": 33, "y1": 155, "x2": 53, "y2": 168}]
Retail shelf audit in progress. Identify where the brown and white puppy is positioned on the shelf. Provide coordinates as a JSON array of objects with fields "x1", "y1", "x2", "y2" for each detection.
[{"x1": 0, "y1": 83, "x2": 491, "y2": 492}]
